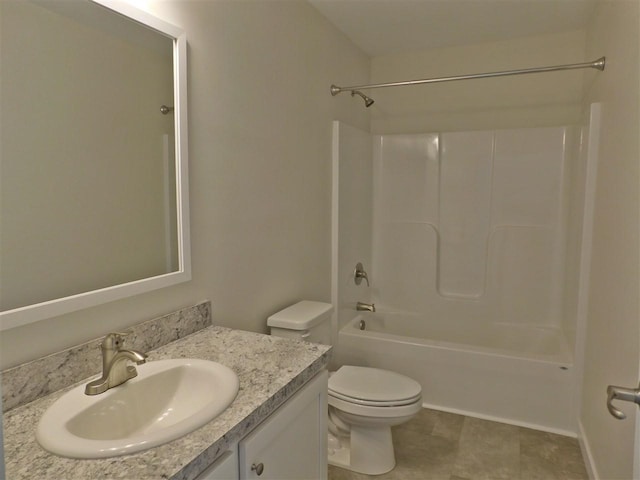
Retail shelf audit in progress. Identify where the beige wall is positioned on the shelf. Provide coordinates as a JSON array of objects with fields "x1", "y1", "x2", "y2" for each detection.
[
  {"x1": 580, "y1": 1, "x2": 639, "y2": 478},
  {"x1": 370, "y1": 30, "x2": 588, "y2": 134},
  {"x1": 0, "y1": 0, "x2": 370, "y2": 369}
]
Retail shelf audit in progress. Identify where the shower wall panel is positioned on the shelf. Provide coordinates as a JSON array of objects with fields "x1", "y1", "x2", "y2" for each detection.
[
  {"x1": 562, "y1": 126, "x2": 589, "y2": 350},
  {"x1": 332, "y1": 122, "x2": 373, "y2": 333},
  {"x1": 372, "y1": 127, "x2": 571, "y2": 328},
  {"x1": 439, "y1": 131, "x2": 494, "y2": 298}
]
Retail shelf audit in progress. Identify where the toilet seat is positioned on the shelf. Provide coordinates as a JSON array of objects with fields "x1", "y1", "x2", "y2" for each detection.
[
  {"x1": 328, "y1": 366, "x2": 422, "y2": 407},
  {"x1": 328, "y1": 392, "x2": 422, "y2": 419},
  {"x1": 328, "y1": 389, "x2": 422, "y2": 407}
]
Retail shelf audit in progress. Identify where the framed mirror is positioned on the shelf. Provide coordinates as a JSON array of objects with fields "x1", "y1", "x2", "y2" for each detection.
[{"x1": 0, "y1": 0, "x2": 190, "y2": 330}]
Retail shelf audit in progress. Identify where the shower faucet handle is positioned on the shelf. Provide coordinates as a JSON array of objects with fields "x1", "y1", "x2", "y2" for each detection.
[{"x1": 354, "y1": 262, "x2": 370, "y2": 287}]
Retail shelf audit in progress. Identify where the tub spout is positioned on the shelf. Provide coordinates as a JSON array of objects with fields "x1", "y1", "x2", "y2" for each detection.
[{"x1": 356, "y1": 302, "x2": 375, "y2": 312}]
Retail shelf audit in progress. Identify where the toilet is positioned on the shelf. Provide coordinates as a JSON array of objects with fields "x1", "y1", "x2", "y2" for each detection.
[{"x1": 268, "y1": 301, "x2": 422, "y2": 475}]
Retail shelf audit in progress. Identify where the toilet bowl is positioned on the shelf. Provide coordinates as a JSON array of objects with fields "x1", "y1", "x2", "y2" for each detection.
[
  {"x1": 267, "y1": 301, "x2": 423, "y2": 475},
  {"x1": 326, "y1": 365, "x2": 422, "y2": 475}
]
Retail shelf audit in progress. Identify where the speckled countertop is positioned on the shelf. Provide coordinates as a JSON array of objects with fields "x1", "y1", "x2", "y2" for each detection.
[{"x1": 3, "y1": 326, "x2": 331, "y2": 480}]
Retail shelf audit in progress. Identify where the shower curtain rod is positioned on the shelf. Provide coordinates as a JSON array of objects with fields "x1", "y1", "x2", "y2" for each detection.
[{"x1": 330, "y1": 57, "x2": 605, "y2": 96}]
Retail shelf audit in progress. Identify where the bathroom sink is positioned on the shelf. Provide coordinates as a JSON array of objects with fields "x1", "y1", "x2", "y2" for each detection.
[{"x1": 36, "y1": 359, "x2": 239, "y2": 459}]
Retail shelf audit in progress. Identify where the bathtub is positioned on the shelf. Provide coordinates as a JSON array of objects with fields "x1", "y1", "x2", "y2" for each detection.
[{"x1": 335, "y1": 312, "x2": 576, "y2": 435}]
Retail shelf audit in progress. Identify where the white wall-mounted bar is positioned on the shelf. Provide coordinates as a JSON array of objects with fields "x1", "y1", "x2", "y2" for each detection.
[{"x1": 330, "y1": 57, "x2": 605, "y2": 96}]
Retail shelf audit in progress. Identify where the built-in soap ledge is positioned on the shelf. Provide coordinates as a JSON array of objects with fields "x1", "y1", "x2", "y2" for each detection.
[{"x1": 1, "y1": 301, "x2": 211, "y2": 411}]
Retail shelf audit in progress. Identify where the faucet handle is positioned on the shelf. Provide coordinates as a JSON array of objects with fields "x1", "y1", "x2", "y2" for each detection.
[
  {"x1": 354, "y1": 262, "x2": 370, "y2": 287},
  {"x1": 102, "y1": 332, "x2": 130, "y2": 350}
]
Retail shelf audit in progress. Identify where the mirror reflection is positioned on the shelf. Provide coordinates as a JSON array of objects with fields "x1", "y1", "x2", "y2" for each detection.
[{"x1": 1, "y1": 0, "x2": 181, "y2": 315}]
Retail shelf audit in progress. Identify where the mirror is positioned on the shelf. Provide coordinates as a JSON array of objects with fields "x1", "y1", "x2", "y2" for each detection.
[{"x1": 0, "y1": 0, "x2": 190, "y2": 330}]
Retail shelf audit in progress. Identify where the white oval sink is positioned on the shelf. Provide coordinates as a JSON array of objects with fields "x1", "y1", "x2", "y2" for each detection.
[{"x1": 36, "y1": 359, "x2": 239, "y2": 459}]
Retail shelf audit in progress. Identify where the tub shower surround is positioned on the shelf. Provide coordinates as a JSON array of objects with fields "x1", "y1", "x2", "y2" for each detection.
[
  {"x1": 2, "y1": 304, "x2": 331, "y2": 480},
  {"x1": 370, "y1": 127, "x2": 578, "y2": 327},
  {"x1": 333, "y1": 121, "x2": 594, "y2": 433}
]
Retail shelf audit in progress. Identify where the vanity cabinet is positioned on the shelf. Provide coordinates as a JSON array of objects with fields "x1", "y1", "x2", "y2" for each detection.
[
  {"x1": 197, "y1": 371, "x2": 327, "y2": 480},
  {"x1": 197, "y1": 450, "x2": 239, "y2": 480}
]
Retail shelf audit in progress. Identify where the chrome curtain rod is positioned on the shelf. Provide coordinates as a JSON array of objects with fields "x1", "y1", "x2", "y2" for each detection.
[{"x1": 330, "y1": 57, "x2": 605, "y2": 96}]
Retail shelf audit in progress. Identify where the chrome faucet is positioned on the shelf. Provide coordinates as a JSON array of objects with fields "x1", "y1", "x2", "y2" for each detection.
[
  {"x1": 85, "y1": 332, "x2": 147, "y2": 395},
  {"x1": 356, "y1": 301, "x2": 376, "y2": 312}
]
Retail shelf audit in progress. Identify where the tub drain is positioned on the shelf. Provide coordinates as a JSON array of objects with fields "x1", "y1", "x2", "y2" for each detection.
[{"x1": 358, "y1": 319, "x2": 366, "y2": 330}]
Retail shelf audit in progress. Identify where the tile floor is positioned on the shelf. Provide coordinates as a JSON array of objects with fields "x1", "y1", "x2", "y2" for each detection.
[{"x1": 328, "y1": 408, "x2": 588, "y2": 480}]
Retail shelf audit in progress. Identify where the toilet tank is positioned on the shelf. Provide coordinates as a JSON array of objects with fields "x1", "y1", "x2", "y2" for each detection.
[{"x1": 267, "y1": 301, "x2": 333, "y2": 345}]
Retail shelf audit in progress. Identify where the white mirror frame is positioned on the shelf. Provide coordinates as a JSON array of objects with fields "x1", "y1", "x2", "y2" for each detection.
[{"x1": 0, "y1": 0, "x2": 190, "y2": 331}]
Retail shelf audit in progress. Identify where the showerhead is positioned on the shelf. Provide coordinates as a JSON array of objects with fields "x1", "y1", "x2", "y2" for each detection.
[{"x1": 351, "y1": 90, "x2": 375, "y2": 108}]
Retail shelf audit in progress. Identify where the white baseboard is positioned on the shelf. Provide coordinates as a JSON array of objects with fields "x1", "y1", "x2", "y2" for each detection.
[{"x1": 577, "y1": 419, "x2": 598, "y2": 480}]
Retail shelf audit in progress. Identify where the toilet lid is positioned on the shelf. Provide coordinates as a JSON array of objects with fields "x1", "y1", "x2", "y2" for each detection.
[{"x1": 328, "y1": 366, "x2": 422, "y2": 405}]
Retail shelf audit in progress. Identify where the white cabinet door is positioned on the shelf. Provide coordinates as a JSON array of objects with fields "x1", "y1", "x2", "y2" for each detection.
[
  {"x1": 195, "y1": 450, "x2": 239, "y2": 480},
  {"x1": 239, "y1": 371, "x2": 328, "y2": 480}
]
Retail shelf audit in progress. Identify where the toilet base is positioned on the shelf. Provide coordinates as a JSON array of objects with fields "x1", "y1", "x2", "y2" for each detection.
[{"x1": 328, "y1": 425, "x2": 396, "y2": 475}]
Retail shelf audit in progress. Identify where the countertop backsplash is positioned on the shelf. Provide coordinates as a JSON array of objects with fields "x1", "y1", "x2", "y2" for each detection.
[{"x1": 1, "y1": 301, "x2": 211, "y2": 411}]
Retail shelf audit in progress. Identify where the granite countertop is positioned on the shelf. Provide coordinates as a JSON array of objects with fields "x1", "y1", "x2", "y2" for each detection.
[{"x1": 3, "y1": 326, "x2": 331, "y2": 480}]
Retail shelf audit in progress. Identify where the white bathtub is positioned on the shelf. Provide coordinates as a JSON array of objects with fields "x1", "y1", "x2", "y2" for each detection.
[{"x1": 335, "y1": 312, "x2": 577, "y2": 435}]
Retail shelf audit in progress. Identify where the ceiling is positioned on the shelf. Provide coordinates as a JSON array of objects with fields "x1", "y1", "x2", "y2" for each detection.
[{"x1": 308, "y1": 0, "x2": 596, "y2": 57}]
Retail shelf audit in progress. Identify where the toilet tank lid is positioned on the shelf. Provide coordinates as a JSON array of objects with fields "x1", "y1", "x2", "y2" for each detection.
[{"x1": 267, "y1": 301, "x2": 333, "y2": 330}]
